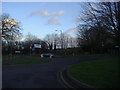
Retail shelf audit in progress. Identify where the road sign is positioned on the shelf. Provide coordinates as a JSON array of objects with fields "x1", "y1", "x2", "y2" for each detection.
[{"x1": 34, "y1": 44, "x2": 41, "y2": 48}]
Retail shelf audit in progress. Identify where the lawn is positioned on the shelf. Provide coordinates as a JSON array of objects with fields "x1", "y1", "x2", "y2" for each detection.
[
  {"x1": 2, "y1": 55, "x2": 21, "y2": 61},
  {"x1": 61, "y1": 53, "x2": 114, "y2": 58},
  {"x1": 2, "y1": 56, "x2": 11, "y2": 61},
  {"x1": 5, "y1": 57, "x2": 49, "y2": 65},
  {"x1": 68, "y1": 57, "x2": 119, "y2": 88}
]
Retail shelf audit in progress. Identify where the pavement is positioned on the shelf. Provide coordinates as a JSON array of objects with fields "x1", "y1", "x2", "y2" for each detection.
[{"x1": 2, "y1": 56, "x2": 103, "y2": 88}]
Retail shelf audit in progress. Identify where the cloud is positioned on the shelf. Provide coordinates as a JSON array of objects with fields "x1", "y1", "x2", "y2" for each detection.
[
  {"x1": 29, "y1": 10, "x2": 65, "y2": 17},
  {"x1": 57, "y1": 11, "x2": 65, "y2": 16},
  {"x1": 28, "y1": 11, "x2": 47, "y2": 17},
  {"x1": 28, "y1": 10, "x2": 65, "y2": 25},
  {"x1": 64, "y1": 27, "x2": 80, "y2": 34},
  {"x1": 73, "y1": 18, "x2": 81, "y2": 23},
  {"x1": 40, "y1": 11, "x2": 50, "y2": 17},
  {"x1": 46, "y1": 16, "x2": 61, "y2": 25}
]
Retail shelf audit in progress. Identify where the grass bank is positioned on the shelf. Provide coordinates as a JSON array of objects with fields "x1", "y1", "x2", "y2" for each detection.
[
  {"x1": 6, "y1": 57, "x2": 49, "y2": 65},
  {"x1": 2, "y1": 55, "x2": 24, "y2": 61},
  {"x1": 61, "y1": 53, "x2": 116, "y2": 58},
  {"x1": 68, "y1": 57, "x2": 119, "y2": 88}
]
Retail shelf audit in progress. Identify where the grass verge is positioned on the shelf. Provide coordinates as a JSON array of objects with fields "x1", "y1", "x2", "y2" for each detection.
[
  {"x1": 61, "y1": 54, "x2": 115, "y2": 58},
  {"x1": 2, "y1": 55, "x2": 22, "y2": 61},
  {"x1": 68, "y1": 57, "x2": 119, "y2": 88},
  {"x1": 8, "y1": 57, "x2": 49, "y2": 65}
]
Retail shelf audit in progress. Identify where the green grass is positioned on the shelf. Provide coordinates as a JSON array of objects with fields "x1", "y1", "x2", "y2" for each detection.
[
  {"x1": 8, "y1": 57, "x2": 49, "y2": 65},
  {"x1": 68, "y1": 57, "x2": 119, "y2": 88},
  {"x1": 2, "y1": 55, "x2": 20, "y2": 61},
  {"x1": 61, "y1": 54, "x2": 114, "y2": 58},
  {"x1": 2, "y1": 56, "x2": 10, "y2": 61}
]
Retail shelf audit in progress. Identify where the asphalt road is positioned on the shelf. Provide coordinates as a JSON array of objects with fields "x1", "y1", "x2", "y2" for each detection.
[{"x1": 2, "y1": 57, "x2": 101, "y2": 88}]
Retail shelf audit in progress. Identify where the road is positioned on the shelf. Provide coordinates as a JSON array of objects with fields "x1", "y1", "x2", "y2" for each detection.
[{"x1": 2, "y1": 57, "x2": 101, "y2": 88}]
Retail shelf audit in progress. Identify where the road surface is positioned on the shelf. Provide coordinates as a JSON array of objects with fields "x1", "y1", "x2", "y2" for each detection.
[{"x1": 2, "y1": 57, "x2": 101, "y2": 88}]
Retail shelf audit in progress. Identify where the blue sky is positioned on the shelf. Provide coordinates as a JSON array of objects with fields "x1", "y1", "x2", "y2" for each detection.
[{"x1": 2, "y1": 2, "x2": 82, "y2": 39}]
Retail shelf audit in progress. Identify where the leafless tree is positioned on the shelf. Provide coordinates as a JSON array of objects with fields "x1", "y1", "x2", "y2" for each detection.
[
  {"x1": 0, "y1": 14, "x2": 22, "y2": 42},
  {"x1": 1, "y1": 14, "x2": 22, "y2": 55},
  {"x1": 77, "y1": 2, "x2": 120, "y2": 53},
  {"x1": 24, "y1": 33, "x2": 38, "y2": 42},
  {"x1": 44, "y1": 33, "x2": 78, "y2": 50}
]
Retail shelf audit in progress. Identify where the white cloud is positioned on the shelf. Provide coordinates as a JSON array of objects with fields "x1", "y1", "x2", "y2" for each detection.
[
  {"x1": 73, "y1": 18, "x2": 81, "y2": 23},
  {"x1": 28, "y1": 10, "x2": 65, "y2": 25},
  {"x1": 64, "y1": 27, "x2": 79, "y2": 34},
  {"x1": 40, "y1": 11, "x2": 50, "y2": 17},
  {"x1": 28, "y1": 10, "x2": 65, "y2": 17},
  {"x1": 57, "y1": 11, "x2": 65, "y2": 16},
  {"x1": 46, "y1": 16, "x2": 61, "y2": 25}
]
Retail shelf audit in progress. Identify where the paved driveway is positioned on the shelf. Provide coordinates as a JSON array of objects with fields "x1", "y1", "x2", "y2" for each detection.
[{"x1": 2, "y1": 57, "x2": 101, "y2": 88}]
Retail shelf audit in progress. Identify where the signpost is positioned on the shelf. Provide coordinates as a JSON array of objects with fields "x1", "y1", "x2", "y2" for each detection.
[
  {"x1": 34, "y1": 44, "x2": 41, "y2": 48},
  {"x1": 34, "y1": 44, "x2": 41, "y2": 55}
]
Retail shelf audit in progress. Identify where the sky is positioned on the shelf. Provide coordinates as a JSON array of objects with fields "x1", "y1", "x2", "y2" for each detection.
[{"x1": 2, "y1": 2, "x2": 84, "y2": 39}]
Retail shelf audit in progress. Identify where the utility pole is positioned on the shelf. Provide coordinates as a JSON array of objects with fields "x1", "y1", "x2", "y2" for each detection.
[
  {"x1": 30, "y1": 40, "x2": 32, "y2": 56},
  {"x1": 54, "y1": 34, "x2": 57, "y2": 50}
]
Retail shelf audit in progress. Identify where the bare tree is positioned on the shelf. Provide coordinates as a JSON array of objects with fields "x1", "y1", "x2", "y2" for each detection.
[
  {"x1": 44, "y1": 34, "x2": 54, "y2": 50},
  {"x1": 23, "y1": 33, "x2": 48, "y2": 54},
  {"x1": 24, "y1": 33, "x2": 39, "y2": 51},
  {"x1": 24, "y1": 33, "x2": 38, "y2": 42},
  {"x1": 77, "y1": 2, "x2": 120, "y2": 53},
  {"x1": 0, "y1": 14, "x2": 22, "y2": 41},
  {"x1": 44, "y1": 33, "x2": 78, "y2": 50},
  {"x1": 0, "y1": 14, "x2": 22, "y2": 55}
]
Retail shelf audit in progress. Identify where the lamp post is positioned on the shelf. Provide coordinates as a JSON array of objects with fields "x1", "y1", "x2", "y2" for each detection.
[
  {"x1": 54, "y1": 33, "x2": 57, "y2": 50},
  {"x1": 30, "y1": 40, "x2": 32, "y2": 56},
  {"x1": 30, "y1": 45, "x2": 32, "y2": 56},
  {"x1": 55, "y1": 30, "x2": 63, "y2": 49}
]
